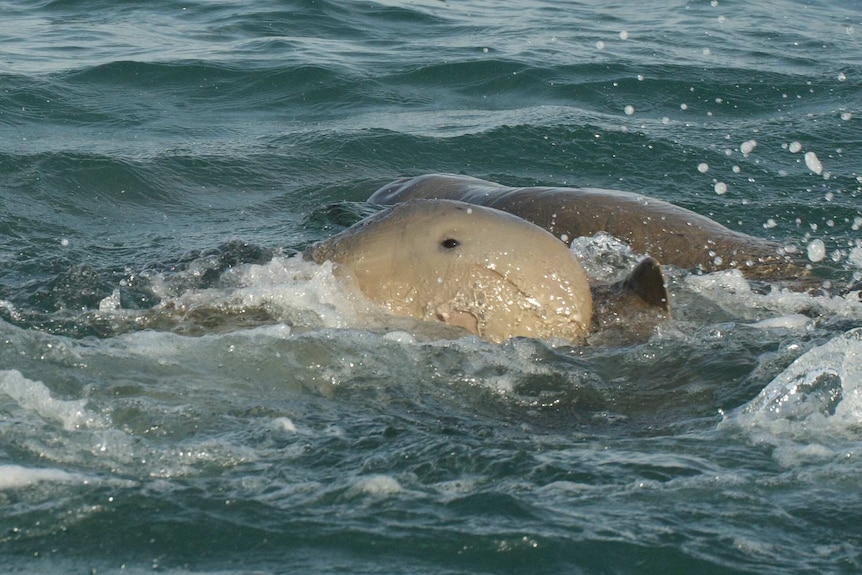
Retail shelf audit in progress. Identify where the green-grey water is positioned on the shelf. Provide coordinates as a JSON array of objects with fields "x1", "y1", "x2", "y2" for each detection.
[{"x1": 2, "y1": 1, "x2": 862, "y2": 573}]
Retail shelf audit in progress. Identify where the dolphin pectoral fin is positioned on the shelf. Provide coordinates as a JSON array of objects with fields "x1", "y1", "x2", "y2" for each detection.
[{"x1": 619, "y1": 256, "x2": 669, "y2": 311}]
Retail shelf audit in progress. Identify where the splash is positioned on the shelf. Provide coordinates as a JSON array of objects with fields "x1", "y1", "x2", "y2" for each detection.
[
  {"x1": 732, "y1": 328, "x2": 862, "y2": 435},
  {"x1": 568, "y1": 232, "x2": 640, "y2": 282},
  {"x1": 0, "y1": 370, "x2": 105, "y2": 431}
]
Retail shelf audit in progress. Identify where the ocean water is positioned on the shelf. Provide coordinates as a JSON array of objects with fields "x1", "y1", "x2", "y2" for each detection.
[{"x1": 2, "y1": 0, "x2": 862, "y2": 573}]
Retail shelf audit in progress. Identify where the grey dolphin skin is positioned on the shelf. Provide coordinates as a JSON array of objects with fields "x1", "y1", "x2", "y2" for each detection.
[{"x1": 368, "y1": 174, "x2": 798, "y2": 278}]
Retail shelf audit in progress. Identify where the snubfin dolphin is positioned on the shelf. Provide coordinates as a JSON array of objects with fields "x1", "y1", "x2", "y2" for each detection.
[
  {"x1": 305, "y1": 199, "x2": 668, "y2": 344},
  {"x1": 368, "y1": 174, "x2": 797, "y2": 279}
]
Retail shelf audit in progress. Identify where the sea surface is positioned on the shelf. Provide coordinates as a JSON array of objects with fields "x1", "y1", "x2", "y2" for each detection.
[{"x1": 2, "y1": 1, "x2": 862, "y2": 573}]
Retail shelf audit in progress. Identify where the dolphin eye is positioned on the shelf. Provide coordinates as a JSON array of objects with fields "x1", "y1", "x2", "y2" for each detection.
[{"x1": 441, "y1": 238, "x2": 460, "y2": 249}]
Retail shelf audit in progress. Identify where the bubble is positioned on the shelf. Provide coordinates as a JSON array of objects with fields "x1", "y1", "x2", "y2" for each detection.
[
  {"x1": 619, "y1": 31, "x2": 629, "y2": 40},
  {"x1": 624, "y1": 105, "x2": 635, "y2": 115},
  {"x1": 852, "y1": 216, "x2": 862, "y2": 231},
  {"x1": 680, "y1": 103, "x2": 689, "y2": 110},
  {"x1": 841, "y1": 112, "x2": 852, "y2": 121},
  {"x1": 596, "y1": 40, "x2": 605, "y2": 50},
  {"x1": 804, "y1": 151, "x2": 824, "y2": 175},
  {"x1": 703, "y1": 47, "x2": 712, "y2": 55},
  {"x1": 763, "y1": 218, "x2": 777, "y2": 229},
  {"x1": 698, "y1": 163, "x2": 709, "y2": 173},
  {"x1": 807, "y1": 238, "x2": 826, "y2": 262},
  {"x1": 714, "y1": 182, "x2": 728, "y2": 195},
  {"x1": 838, "y1": 72, "x2": 847, "y2": 81},
  {"x1": 732, "y1": 165, "x2": 741, "y2": 173},
  {"x1": 60, "y1": 238, "x2": 70, "y2": 247},
  {"x1": 788, "y1": 141, "x2": 803, "y2": 153}
]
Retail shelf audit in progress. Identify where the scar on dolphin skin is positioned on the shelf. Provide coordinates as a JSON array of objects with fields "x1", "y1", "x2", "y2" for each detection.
[
  {"x1": 305, "y1": 199, "x2": 669, "y2": 344},
  {"x1": 368, "y1": 173, "x2": 808, "y2": 281}
]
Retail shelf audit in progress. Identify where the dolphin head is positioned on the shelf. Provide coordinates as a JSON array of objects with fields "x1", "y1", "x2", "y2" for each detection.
[{"x1": 305, "y1": 199, "x2": 593, "y2": 343}]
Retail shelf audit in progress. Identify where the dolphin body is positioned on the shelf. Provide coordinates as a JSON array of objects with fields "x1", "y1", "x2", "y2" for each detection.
[{"x1": 368, "y1": 173, "x2": 798, "y2": 279}]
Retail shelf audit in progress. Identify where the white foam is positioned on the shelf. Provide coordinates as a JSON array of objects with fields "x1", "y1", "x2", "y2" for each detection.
[
  {"x1": 349, "y1": 474, "x2": 403, "y2": 496},
  {"x1": 0, "y1": 370, "x2": 105, "y2": 431},
  {"x1": 98, "y1": 256, "x2": 390, "y2": 338},
  {"x1": 685, "y1": 270, "x2": 862, "y2": 323},
  {"x1": 0, "y1": 464, "x2": 85, "y2": 490},
  {"x1": 748, "y1": 314, "x2": 812, "y2": 330},
  {"x1": 202, "y1": 256, "x2": 366, "y2": 328},
  {"x1": 273, "y1": 416, "x2": 298, "y2": 432},
  {"x1": 382, "y1": 330, "x2": 418, "y2": 344},
  {"x1": 98, "y1": 288, "x2": 122, "y2": 311}
]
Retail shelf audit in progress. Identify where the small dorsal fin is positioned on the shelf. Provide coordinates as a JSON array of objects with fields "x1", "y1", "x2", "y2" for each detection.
[
  {"x1": 619, "y1": 256, "x2": 669, "y2": 311},
  {"x1": 589, "y1": 256, "x2": 670, "y2": 339}
]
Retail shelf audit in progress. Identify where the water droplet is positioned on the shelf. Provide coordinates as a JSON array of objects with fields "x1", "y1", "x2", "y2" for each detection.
[
  {"x1": 807, "y1": 239, "x2": 826, "y2": 262},
  {"x1": 804, "y1": 151, "x2": 823, "y2": 175},
  {"x1": 740, "y1": 140, "x2": 757, "y2": 155}
]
